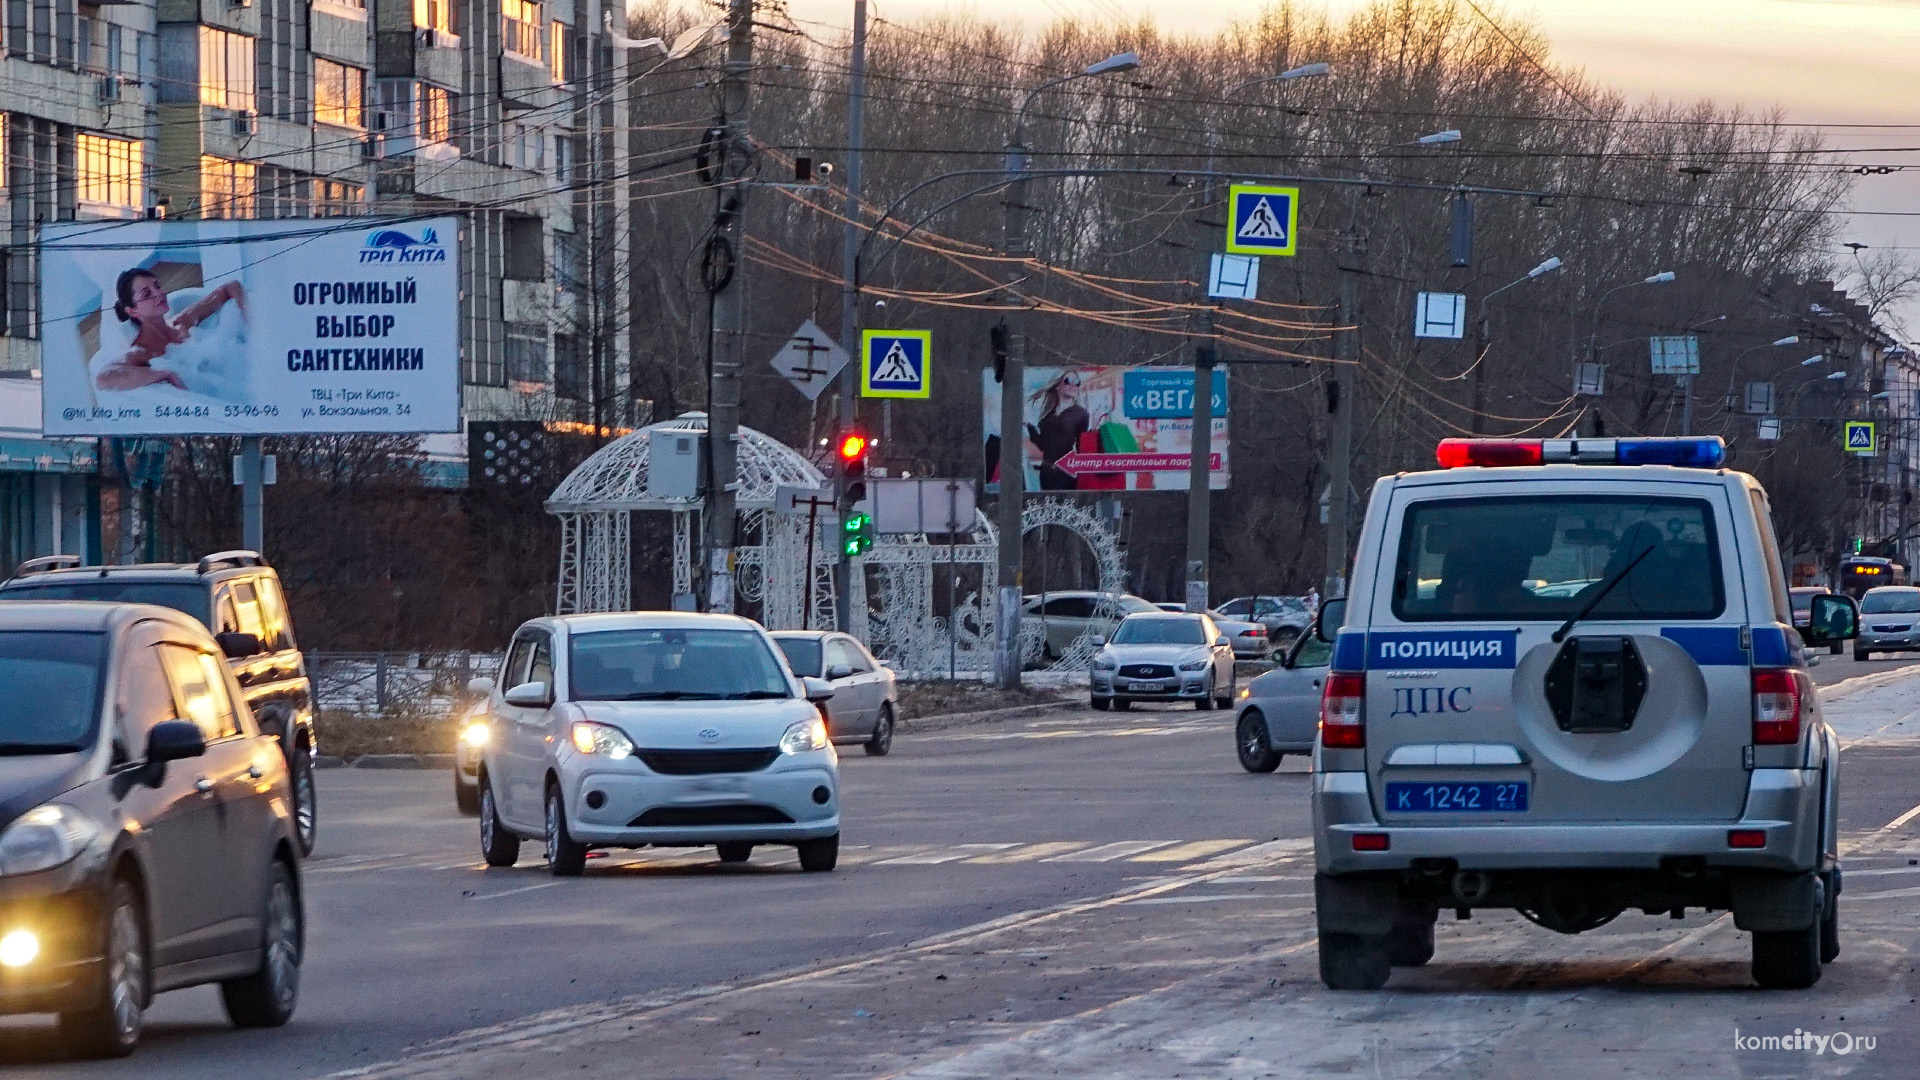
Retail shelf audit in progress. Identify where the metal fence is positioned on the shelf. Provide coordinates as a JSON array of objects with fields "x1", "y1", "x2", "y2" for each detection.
[{"x1": 308, "y1": 651, "x2": 502, "y2": 717}]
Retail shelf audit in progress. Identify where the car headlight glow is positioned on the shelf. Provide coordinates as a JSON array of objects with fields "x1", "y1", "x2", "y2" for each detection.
[
  {"x1": 1178, "y1": 659, "x2": 1210, "y2": 671},
  {"x1": 569, "y1": 721, "x2": 635, "y2": 760},
  {"x1": 0, "y1": 804, "x2": 98, "y2": 877},
  {"x1": 460, "y1": 721, "x2": 491, "y2": 747},
  {"x1": 0, "y1": 929, "x2": 37, "y2": 967},
  {"x1": 780, "y1": 717, "x2": 829, "y2": 754}
]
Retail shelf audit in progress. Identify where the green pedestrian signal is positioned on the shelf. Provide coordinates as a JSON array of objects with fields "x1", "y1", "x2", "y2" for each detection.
[{"x1": 842, "y1": 512, "x2": 874, "y2": 557}]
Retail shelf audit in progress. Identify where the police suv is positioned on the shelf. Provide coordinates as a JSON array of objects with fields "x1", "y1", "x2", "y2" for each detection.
[{"x1": 1310, "y1": 437, "x2": 1858, "y2": 991}]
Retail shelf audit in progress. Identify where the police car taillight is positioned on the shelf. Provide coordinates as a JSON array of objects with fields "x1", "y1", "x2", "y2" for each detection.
[
  {"x1": 1320, "y1": 672, "x2": 1366, "y2": 748},
  {"x1": 1751, "y1": 668, "x2": 1805, "y2": 745},
  {"x1": 1435, "y1": 437, "x2": 1726, "y2": 469}
]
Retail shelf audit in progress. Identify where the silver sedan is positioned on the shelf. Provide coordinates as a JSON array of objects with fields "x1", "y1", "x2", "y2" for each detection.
[
  {"x1": 769, "y1": 631, "x2": 899, "y2": 755},
  {"x1": 1089, "y1": 613, "x2": 1236, "y2": 711},
  {"x1": 1232, "y1": 631, "x2": 1331, "y2": 772}
]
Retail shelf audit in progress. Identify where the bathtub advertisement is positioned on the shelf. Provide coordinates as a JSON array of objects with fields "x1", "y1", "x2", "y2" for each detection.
[
  {"x1": 39, "y1": 217, "x2": 461, "y2": 435},
  {"x1": 982, "y1": 365, "x2": 1229, "y2": 493}
]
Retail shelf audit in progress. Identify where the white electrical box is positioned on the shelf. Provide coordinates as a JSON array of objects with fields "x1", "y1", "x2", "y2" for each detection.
[{"x1": 647, "y1": 430, "x2": 706, "y2": 498}]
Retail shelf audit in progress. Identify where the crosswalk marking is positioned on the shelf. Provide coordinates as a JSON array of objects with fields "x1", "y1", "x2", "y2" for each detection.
[
  {"x1": 1043, "y1": 840, "x2": 1178, "y2": 862},
  {"x1": 1129, "y1": 839, "x2": 1255, "y2": 862},
  {"x1": 877, "y1": 843, "x2": 1020, "y2": 864},
  {"x1": 962, "y1": 841, "x2": 1091, "y2": 863}
]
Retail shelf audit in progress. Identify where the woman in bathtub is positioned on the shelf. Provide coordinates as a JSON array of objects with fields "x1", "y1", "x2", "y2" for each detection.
[{"x1": 92, "y1": 268, "x2": 246, "y2": 392}]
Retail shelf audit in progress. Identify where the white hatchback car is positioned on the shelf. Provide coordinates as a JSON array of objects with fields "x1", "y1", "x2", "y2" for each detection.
[{"x1": 468, "y1": 612, "x2": 841, "y2": 875}]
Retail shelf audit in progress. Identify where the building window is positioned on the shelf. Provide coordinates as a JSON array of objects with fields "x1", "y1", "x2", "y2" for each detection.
[
  {"x1": 255, "y1": 164, "x2": 308, "y2": 218},
  {"x1": 505, "y1": 122, "x2": 545, "y2": 172},
  {"x1": 78, "y1": 133, "x2": 143, "y2": 210},
  {"x1": 548, "y1": 20, "x2": 569, "y2": 83},
  {"x1": 314, "y1": 59, "x2": 365, "y2": 129},
  {"x1": 554, "y1": 333, "x2": 583, "y2": 401},
  {"x1": 552, "y1": 132, "x2": 572, "y2": 182},
  {"x1": 315, "y1": 179, "x2": 365, "y2": 216},
  {"x1": 506, "y1": 323, "x2": 549, "y2": 386},
  {"x1": 200, "y1": 27, "x2": 257, "y2": 112},
  {"x1": 504, "y1": 215, "x2": 544, "y2": 281},
  {"x1": 413, "y1": 0, "x2": 454, "y2": 33},
  {"x1": 502, "y1": 0, "x2": 542, "y2": 61},
  {"x1": 200, "y1": 157, "x2": 256, "y2": 219},
  {"x1": 77, "y1": 17, "x2": 132, "y2": 78},
  {"x1": 258, "y1": 0, "x2": 312, "y2": 123},
  {"x1": 423, "y1": 85, "x2": 453, "y2": 144}
]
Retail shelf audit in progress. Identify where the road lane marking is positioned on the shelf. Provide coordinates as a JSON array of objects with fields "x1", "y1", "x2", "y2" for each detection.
[
  {"x1": 1197, "y1": 838, "x2": 1313, "y2": 865},
  {"x1": 471, "y1": 880, "x2": 564, "y2": 901},
  {"x1": 1844, "y1": 865, "x2": 1920, "y2": 876},
  {"x1": 878, "y1": 844, "x2": 1021, "y2": 864},
  {"x1": 1127, "y1": 893, "x2": 1277, "y2": 905},
  {"x1": 1044, "y1": 841, "x2": 1178, "y2": 862},
  {"x1": 1847, "y1": 885, "x2": 1920, "y2": 901},
  {"x1": 964, "y1": 842, "x2": 1091, "y2": 863},
  {"x1": 1129, "y1": 839, "x2": 1254, "y2": 862},
  {"x1": 1878, "y1": 801, "x2": 1920, "y2": 833}
]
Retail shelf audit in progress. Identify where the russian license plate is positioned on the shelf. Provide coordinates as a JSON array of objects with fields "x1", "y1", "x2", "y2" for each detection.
[
  {"x1": 1386, "y1": 781, "x2": 1528, "y2": 813},
  {"x1": 682, "y1": 776, "x2": 748, "y2": 798},
  {"x1": 1127, "y1": 681, "x2": 1165, "y2": 692}
]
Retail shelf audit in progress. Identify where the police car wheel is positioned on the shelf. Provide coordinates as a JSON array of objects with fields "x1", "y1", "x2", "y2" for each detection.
[
  {"x1": 1318, "y1": 930, "x2": 1391, "y2": 990},
  {"x1": 1387, "y1": 904, "x2": 1437, "y2": 967},
  {"x1": 1820, "y1": 881, "x2": 1840, "y2": 964},
  {"x1": 1752, "y1": 923, "x2": 1822, "y2": 989}
]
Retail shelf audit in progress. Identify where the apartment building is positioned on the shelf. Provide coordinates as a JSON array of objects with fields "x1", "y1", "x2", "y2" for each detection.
[{"x1": 0, "y1": 0, "x2": 633, "y2": 561}]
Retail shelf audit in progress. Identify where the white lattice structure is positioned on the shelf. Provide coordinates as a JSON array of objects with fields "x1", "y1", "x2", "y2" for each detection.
[{"x1": 546, "y1": 413, "x2": 831, "y2": 618}]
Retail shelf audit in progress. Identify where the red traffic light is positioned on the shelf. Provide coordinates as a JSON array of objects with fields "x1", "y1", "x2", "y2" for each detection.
[{"x1": 837, "y1": 433, "x2": 869, "y2": 461}]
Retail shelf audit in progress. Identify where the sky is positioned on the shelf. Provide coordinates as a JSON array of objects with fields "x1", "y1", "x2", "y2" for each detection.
[{"x1": 783, "y1": 0, "x2": 1920, "y2": 318}]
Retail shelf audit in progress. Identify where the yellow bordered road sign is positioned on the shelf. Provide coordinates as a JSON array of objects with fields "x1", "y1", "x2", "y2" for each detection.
[
  {"x1": 1224, "y1": 184, "x2": 1300, "y2": 257},
  {"x1": 861, "y1": 330, "x2": 932, "y2": 399},
  {"x1": 1844, "y1": 420, "x2": 1876, "y2": 455}
]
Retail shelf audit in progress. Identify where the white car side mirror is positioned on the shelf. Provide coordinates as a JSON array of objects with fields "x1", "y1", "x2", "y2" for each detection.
[
  {"x1": 802, "y1": 676, "x2": 835, "y2": 702},
  {"x1": 467, "y1": 675, "x2": 495, "y2": 695},
  {"x1": 1215, "y1": 636, "x2": 1231, "y2": 648},
  {"x1": 1091, "y1": 635, "x2": 1107, "y2": 646},
  {"x1": 503, "y1": 680, "x2": 551, "y2": 708}
]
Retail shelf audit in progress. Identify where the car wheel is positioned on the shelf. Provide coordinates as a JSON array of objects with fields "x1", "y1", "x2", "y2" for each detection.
[
  {"x1": 59, "y1": 878, "x2": 146, "y2": 1059},
  {"x1": 453, "y1": 769, "x2": 480, "y2": 816},
  {"x1": 716, "y1": 842, "x2": 753, "y2": 864},
  {"x1": 865, "y1": 704, "x2": 895, "y2": 757},
  {"x1": 1752, "y1": 922, "x2": 1822, "y2": 989},
  {"x1": 1235, "y1": 711, "x2": 1281, "y2": 773},
  {"x1": 479, "y1": 776, "x2": 520, "y2": 868},
  {"x1": 1216, "y1": 674, "x2": 1234, "y2": 710},
  {"x1": 1820, "y1": 874, "x2": 1840, "y2": 964},
  {"x1": 1196, "y1": 673, "x2": 1216, "y2": 710},
  {"x1": 1091, "y1": 696, "x2": 1111, "y2": 711},
  {"x1": 1829, "y1": 642, "x2": 1844, "y2": 655},
  {"x1": 545, "y1": 785, "x2": 588, "y2": 877},
  {"x1": 1317, "y1": 929, "x2": 1391, "y2": 990},
  {"x1": 1386, "y1": 904, "x2": 1436, "y2": 967},
  {"x1": 290, "y1": 741, "x2": 317, "y2": 856},
  {"x1": 1113, "y1": 698, "x2": 1131, "y2": 712},
  {"x1": 1854, "y1": 647, "x2": 1870, "y2": 662},
  {"x1": 220, "y1": 861, "x2": 302, "y2": 1028},
  {"x1": 797, "y1": 833, "x2": 839, "y2": 872}
]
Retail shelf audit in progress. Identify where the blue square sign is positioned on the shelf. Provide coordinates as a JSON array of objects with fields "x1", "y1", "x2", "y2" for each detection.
[
  {"x1": 861, "y1": 330, "x2": 931, "y2": 399},
  {"x1": 1224, "y1": 184, "x2": 1299, "y2": 257}
]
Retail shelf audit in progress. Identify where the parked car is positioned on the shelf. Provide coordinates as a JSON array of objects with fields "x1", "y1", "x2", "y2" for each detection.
[
  {"x1": 1232, "y1": 629, "x2": 1329, "y2": 771},
  {"x1": 1154, "y1": 604, "x2": 1271, "y2": 659},
  {"x1": 0, "y1": 551, "x2": 318, "y2": 855},
  {"x1": 1791, "y1": 586, "x2": 1843, "y2": 655},
  {"x1": 1088, "y1": 612, "x2": 1237, "y2": 710},
  {"x1": 0, "y1": 601, "x2": 303, "y2": 1057},
  {"x1": 1216, "y1": 595, "x2": 1315, "y2": 646},
  {"x1": 1024, "y1": 591, "x2": 1160, "y2": 661},
  {"x1": 769, "y1": 631, "x2": 898, "y2": 755},
  {"x1": 468, "y1": 612, "x2": 842, "y2": 874},
  {"x1": 1855, "y1": 585, "x2": 1920, "y2": 661}
]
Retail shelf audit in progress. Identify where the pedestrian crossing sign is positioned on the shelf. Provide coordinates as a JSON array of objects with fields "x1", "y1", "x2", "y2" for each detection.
[
  {"x1": 1844, "y1": 420, "x2": 1876, "y2": 455},
  {"x1": 861, "y1": 330, "x2": 932, "y2": 399},
  {"x1": 1224, "y1": 184, "x2": 1299, "y2": 256}
]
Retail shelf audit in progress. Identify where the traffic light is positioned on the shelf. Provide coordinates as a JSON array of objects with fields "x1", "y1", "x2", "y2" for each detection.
[
  {"x1": 836, "y1": 430, "x2": 870, "y2": 504},
  {"x1": 842, "y1": 511, "x2": 874, "y2": 557}
]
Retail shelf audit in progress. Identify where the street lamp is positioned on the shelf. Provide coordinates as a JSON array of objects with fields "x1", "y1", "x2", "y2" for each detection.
[
  {"x1": 994, "y1": 49, "x2": 1143, "y2": 690},
  {"x1": 1802, "y1": 354, "x2": 1827, "y2": 366},
  {"x1": 1471, "y1": 255, "x2": 1565, "y2": 434},
  {"x1": 1585, "y1": 270, "x2": 1676, "y2": 363},
  {"x1": 1720, "y1": 335, "x2": 1801, "y2": 416}
]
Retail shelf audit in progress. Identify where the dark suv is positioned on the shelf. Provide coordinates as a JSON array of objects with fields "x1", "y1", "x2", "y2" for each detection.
[{"x1": 0, "y1": 552, "x2": 318, "y2": 855}]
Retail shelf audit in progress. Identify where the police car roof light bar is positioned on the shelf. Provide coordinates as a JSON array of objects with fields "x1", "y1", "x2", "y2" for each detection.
[{"x1": 1437, "y1": 436, "x2": 1725, "y2": 469}]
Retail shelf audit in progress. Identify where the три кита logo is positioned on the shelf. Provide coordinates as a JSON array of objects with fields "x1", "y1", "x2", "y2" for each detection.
[{"x1": 359, "y1": 226, "x2": 446, "y2": 264}]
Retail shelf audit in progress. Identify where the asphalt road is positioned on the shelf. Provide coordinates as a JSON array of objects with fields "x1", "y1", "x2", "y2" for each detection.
[{"x1": 3, "y1": 665, "x2": 1918, "y2": 1078}]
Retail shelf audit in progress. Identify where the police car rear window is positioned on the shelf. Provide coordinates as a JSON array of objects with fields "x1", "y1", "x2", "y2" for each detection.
[{"x1": 1391, "y1": 495, "x2": 1724, "y2": 622}]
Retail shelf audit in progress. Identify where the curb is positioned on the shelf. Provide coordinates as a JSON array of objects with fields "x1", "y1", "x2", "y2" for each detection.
[
  {"x1": 898, "y1": 699, "x2": 1075, "y2": 734},
  {"x1": 314, "y1": 753, "x2": 455, "y2": 770}
]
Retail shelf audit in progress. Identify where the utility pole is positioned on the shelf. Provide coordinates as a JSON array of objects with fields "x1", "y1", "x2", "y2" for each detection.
[
  {"x1": 239, "y1": 436, "x2": 264, "y2": 553},
  {"x1": 993, "y1": 125, "x2": 1030, "y2": 690},
  {"x1": 703, "y1": 0, "x2": 754, "y2": 613},
  {"x1": 833, "y1": 0, "x2": 868, "y2": 634},
  {"x1": 1325, "y1": 223, "x2": 1360, "y2": 601},
  {"x1": 1184, "y1": 343, "x2": 1216, "y2": 612}
]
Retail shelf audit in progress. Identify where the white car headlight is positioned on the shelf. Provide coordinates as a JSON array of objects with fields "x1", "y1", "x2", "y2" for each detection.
[
  {"x1": 0, "y1": 804, "x2": 98, "y2": 877},
  {"x1": 460, "y1": 720, "x2": 491, "y2": 747},
  {"x1": 1178, "y1": 658, "x2": 1210, "y2": 671},
  {"x1": 1092, "y1": 656, "x2": 1118, "y2": 671},
  {"x1": 569, "y1": 721, "x2": 635, "y2": 760},
  {"x1": 780, "y1": 717, "x2": 829, "y2": 754}
]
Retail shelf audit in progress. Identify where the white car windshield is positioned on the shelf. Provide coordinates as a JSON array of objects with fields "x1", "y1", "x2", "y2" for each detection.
[
  {"x1": 570, "y1": 628, "x2": 791, "y2": 701},
  {"x1": 1111, "y1": 617, "x2": 1207, "y2": 645},
  {"x1": 1862, "y1": 590, "x2": 1920, "y2": 615}
]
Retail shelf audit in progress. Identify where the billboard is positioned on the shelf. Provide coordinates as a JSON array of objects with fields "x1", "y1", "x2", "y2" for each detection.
[
  {"x1": 39, "y1": 217, "x2": 461, "y2": 435},
  {"x1": 982, "y1": 365, "x2": 1228, "y2": 493}
]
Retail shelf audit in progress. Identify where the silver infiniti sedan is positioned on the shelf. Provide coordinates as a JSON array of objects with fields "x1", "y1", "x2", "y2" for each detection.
[
  {"x1": 1088, "y1": 612, "x2": 1236, "y2": 711},
  {"x1": 468, "y1": 612, "x2": 842, "y2": 875},
  {"x1": 1232, "y1": 629, "x2": 1330, "y2": 772}
]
